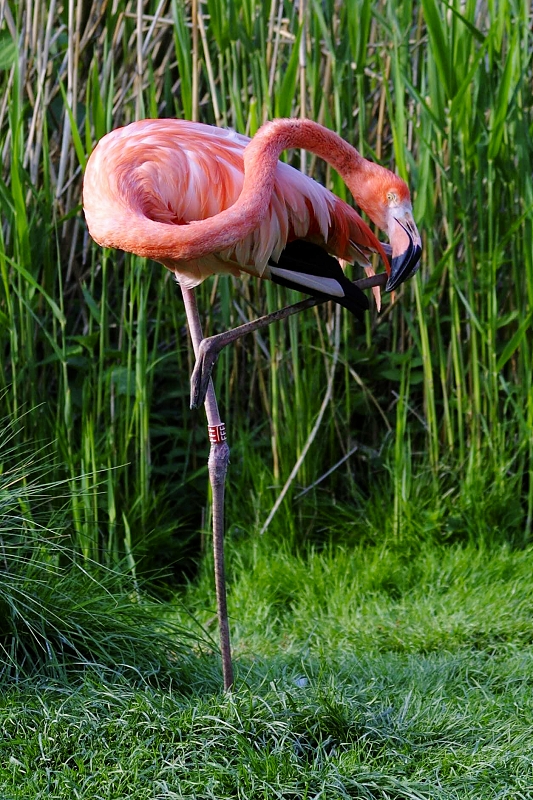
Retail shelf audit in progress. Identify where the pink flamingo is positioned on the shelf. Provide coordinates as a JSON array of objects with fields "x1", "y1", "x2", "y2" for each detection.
[{"x1": 83, "y1": 117, "x2": 421, "y2": 689}]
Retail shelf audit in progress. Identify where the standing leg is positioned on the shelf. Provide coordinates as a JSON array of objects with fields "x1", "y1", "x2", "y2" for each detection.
[{"x1": 181, "y1": 286, "x2": 234, "y2": 691}]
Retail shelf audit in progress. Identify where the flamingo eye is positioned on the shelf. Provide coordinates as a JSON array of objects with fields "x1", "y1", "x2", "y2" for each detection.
[{"x1": 387, "y1": 191, "x2": 398, "y2": 204}]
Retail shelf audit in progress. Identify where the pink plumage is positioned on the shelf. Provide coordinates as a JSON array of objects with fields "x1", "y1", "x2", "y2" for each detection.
[{"x1": 83, "y1": 118, "x2": 387, "y2": 291}]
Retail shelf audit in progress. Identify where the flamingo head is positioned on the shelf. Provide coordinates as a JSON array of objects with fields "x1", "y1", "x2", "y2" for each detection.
[
  {"x1": 349, "y1": 164, "x2": 422, "y2": 293},
  {"x1": 384, "y1": 190, "x2": 422, "y2": 292}
]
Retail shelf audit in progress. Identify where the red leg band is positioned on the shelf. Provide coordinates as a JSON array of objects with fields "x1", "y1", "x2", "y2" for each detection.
[{"x1": 208, "y1": 423, "x2": 227, "y2": 444}]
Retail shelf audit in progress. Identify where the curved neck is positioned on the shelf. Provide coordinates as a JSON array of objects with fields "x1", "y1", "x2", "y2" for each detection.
[
  {"x1": 245, "y1": 118, "x2": 366, "y2": 189},
  {"x1": 117, "y1": 119, "x2": 372, "y2": 263}
]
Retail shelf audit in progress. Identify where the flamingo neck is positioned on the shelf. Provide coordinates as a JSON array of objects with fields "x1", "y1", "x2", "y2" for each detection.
[
  {"x1": 246, "y1": 118, "x2": 367, "y2": 181},
  {"x1": 244, "y1": 118, "x2": 376, "y2": 216}
]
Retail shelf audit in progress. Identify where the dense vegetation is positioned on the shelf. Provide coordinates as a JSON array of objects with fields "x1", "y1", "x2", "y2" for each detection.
[
  {"x1": 0, "y1": 0, "x2": 532, "y2": 796},
  {"x1": 1, "y1": 0, "x2": 531, "y2": 566}
]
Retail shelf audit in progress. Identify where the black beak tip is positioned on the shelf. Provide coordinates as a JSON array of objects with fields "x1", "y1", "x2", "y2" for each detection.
[{"x1": 386, "y1": 244, "x2": 422, "y2": 292}]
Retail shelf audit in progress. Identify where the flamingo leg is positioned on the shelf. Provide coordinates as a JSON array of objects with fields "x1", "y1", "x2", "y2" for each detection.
[
  {"x1": 181, "y1": 286, "x2": 234, "y2": 692},
  {"x1": 190, "y1": 272, "x2": 388, "y2": 409}
]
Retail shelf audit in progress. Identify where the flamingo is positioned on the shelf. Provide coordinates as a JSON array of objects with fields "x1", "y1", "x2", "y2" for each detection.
[{"x1": 83, "y1": 117, "x2": 422, "y2": 689}]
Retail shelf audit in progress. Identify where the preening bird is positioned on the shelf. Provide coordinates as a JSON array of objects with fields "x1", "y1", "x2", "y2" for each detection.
[
  {"x1": 83, "y1": 118, "x2": 421, "y2": 320},
  {"x1": 83, "y1": 117, "x2": 422, "y2": 689}
]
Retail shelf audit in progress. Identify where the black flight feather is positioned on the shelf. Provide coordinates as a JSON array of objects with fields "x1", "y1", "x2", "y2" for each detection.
[{"x1": 268, "y1": 240, "x2": 369, "y2": 321}]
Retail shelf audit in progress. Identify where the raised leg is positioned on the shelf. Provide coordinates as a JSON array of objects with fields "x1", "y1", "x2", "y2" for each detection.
[
  {"x1": 181, "y1": 286, "x2": 234, "y2": 691},
  {"x1": 190, "y1": 272, "x2": 388, "y2": 409}
]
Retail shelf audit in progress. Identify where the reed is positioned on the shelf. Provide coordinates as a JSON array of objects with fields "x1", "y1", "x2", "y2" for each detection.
[{"x1": 0, "y1": 0, "x2": 530, "y2": 576}]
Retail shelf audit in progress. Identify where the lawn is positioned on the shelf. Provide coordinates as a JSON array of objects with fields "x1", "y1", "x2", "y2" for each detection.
[{"x1": 2, "y1": 540, "x2": 533, "y2": 799}]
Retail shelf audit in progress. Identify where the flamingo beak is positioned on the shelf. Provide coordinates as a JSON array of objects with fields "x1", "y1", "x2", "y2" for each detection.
[{"x1": 385, "y1": 208, "x2": 422, "y2": 292}]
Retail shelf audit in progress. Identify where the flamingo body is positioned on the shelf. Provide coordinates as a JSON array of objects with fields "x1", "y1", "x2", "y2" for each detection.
[
  {"x1": 82, "y1": 117, "x2": 422, "y2": 690},
  {"x1": 83, "y1": 119, "x2": 390, "y2": 312}
]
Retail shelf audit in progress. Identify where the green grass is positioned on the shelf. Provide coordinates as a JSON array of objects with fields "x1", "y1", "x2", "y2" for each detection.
[
  {"x1": 1, "y1": 439, "x2": 532, "y2": 798},
  {"x1": 2, "y1": 540, "x2": 533, "y2": 798},
  {"x1": 219, "y1": 540, "x2": 533, "y2": 659},
  {"x1": 0, "y1": 427, "x2": 531, "y2": 798},
  {"x1": 0, "y1": 435, "x2": 204, "y2": 683}
]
